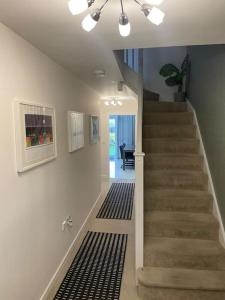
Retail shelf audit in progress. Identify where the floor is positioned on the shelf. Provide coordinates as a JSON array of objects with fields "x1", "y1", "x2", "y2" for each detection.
[
  {"x1": 91, "y1": 181, "x2": 140, "y2": 300},
  {"x1": 50, "y1": 181, "x2": 139, "y2": 300},
  {"x1": 109, "y1": 159, "x2": 135, "y2": 180}
]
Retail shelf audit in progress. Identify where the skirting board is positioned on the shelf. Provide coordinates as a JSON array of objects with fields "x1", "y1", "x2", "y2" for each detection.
[
  {"x1": 40, "y1": 191, "x2": 103, "y2": 300},
  {"x1": 187, "y1": 100, "x2": 225, "y2": 248}
]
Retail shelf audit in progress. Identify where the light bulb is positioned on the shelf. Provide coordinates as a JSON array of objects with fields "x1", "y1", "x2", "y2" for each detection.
[
  {"x1": 119, "y1": 14, "x2": 131, "y2": 37},
  {"x1": 68, "y1": 0, "x2": 88, "y2": 15},
  {"x1": 145, "y1": 0, "x2": 164, "y2": 5},
  {"x1": 117, "y1": 101, "x2": 123, "y2": 106},
  {"x1": 104, "y1": 101, "x2": 110, "y2": 106},
  {"x1": 147, "y1": 7, "x2": 165, "y2": 25},
  {"x1": 82, "y1": 10, "x2": 100, "y2": 32}
]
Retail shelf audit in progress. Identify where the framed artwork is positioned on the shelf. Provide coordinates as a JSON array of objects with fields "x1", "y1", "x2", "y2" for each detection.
[
  {"x1": 67, "y1": 111, "x2": 84, "y2": 152},
  {"x1": 90, "y1": 115, "x2": 99, "y2": 144},
  {"x1": 14, "y1": 100, "x2": 57, "y2": 172}
]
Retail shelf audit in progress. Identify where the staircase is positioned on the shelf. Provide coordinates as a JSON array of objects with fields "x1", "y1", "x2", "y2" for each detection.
[{"x1": 138, "y1": 101, "x2": 225, "y2": 299}]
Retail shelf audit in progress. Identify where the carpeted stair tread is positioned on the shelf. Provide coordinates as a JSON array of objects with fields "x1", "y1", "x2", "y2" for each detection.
[
  {"x1": 144, "y1": 237, "x2": 225, "y2": 270},
  {"x1": 145, "y1": 194, "x2": 212, "y2": 213},
  {"x1": 138, "y1": 267, "x2": 225, "y2": 291},
  {"x1": 145, "y1": 211, "x2": 219, "y2": 240},
  {"x1": 143, "y1": 125, "x2": 196, "y2": 138},
  {"x1": 145, "y1": 170, "x2": 208, "y2": 190},
  {"x1": 143, "y1": 112, "x2": 193, "y2": 125},
  {"x1": 144, "y1": 189, "x2": 213, "y2": 213},
  {"x1": 143, "y1": 138, "x2": 200, "y2": 154},
  {"x1": 145, "y1": 188, "x2": 212, "y2": 198},
  {"x1": 145, "y1": 153, "x2": 203, "y2": 170},
  {"x1": 143, "y1": 101, "x2": 187, "y2": 112},
  {"x1": 145, "y1": 211, "x2": 217, "y2": 224}
]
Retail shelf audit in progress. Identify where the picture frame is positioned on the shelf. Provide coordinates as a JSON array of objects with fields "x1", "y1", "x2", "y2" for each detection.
[
  {"x1": 14, "y1": 100, "x2": 57, "y2": 173},
  {"x1": 67, "y1": 111, "x2": 84, "y2": 152},
  {"x1": 90, "y1": 115, "x2": 100, "y2": 144}
]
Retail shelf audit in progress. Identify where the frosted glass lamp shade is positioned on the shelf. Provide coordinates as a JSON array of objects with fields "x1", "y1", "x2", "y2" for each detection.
[
  {"x1": 68, "y1": 0, "x2": 88, "y2": 15},
  {"x1": 82, "y1": 14, "x2": 98, "y2": 31},
  {"x1": 148, "y1": 7, "x2": 165, "y2": 25}
]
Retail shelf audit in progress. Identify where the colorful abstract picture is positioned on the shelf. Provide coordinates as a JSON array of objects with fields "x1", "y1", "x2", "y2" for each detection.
[
  {"x1": 25, "y1": 114, "x2": 53, "y2": 148},
  {"x1": 14, "y1": 101, "x2": 57, "y2": 173}
]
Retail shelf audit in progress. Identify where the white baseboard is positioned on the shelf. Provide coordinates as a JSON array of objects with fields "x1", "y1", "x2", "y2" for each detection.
[
  {"x1": 187, "y1": 100, "x2": 225, "y2": 248},
  {"x1": 40, "y1": 191, "x2": 103, "y2": 300}
]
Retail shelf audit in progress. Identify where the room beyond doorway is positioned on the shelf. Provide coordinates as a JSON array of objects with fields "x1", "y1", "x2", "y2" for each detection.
[{"x1": 109, "y1": 115, "x2": 136, "y2": 180}]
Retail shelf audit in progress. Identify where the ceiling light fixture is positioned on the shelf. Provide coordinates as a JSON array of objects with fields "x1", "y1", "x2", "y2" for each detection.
[
  {"x1": 104, "y1": 100, "x2": 123, "y2": 106},
  {"x1": 67, "y1": 0, "x2": 165, "y2": 36},
  {"x1": 68, "y1": 0, "x2": 95, "y2": 15},
  {"x1": 134, "y1": 0, "x2": 165, "y2": 25},
  {"x1": 119, "y1": 0, "x2": 131, "y2": 37},
  {"x1": 82, "y1": 0, "x2": 109, "y2": 32}
]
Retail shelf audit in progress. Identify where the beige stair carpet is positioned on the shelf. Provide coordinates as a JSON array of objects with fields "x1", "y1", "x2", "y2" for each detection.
[{"x1": 138, "y1": 101, "x2": 225, "y2": 300}]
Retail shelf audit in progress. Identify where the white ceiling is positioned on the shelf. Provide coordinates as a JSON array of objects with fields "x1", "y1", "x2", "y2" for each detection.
[{"x1": 0, "y1": 0, "x2": 225, "y2": 96}]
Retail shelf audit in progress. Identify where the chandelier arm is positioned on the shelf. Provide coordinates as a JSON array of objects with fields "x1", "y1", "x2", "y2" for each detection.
[
  {"x1": 133, "y1": 0, "x2": 143, "y2": 7},
  {"x1": 120, "y1": 0, "x2": 125, "y2": 14},
  {"x1": 99, "y1": 0, "x2": 110, "y2": 11}
]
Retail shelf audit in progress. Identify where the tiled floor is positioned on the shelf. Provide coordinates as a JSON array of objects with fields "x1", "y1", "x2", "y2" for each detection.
[{"x1": 109, "y1": 159, "x2": 135, "y2": 180}]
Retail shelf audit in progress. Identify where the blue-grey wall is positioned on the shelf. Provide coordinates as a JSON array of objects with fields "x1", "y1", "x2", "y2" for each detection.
[{"x1": 188, "y1": 44, "x2": 225, "y2": 226}]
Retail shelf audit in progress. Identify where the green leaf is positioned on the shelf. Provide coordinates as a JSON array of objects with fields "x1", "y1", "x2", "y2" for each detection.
[
  {"x1": 165, "y1": 76, "x2": 180, "y2": 87},
  {"x1": 160, "y1": 64, "x2": 180, "y2": 77}
]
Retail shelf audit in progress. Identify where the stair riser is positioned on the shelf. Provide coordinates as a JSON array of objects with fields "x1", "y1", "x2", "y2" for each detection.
[
  {"x1": 144, "y1": 102, "x2": 187, "y2": 113},
  {"x1": 138, "y1": 285, "x2": 225, "y2": 300},
  {"x1": 143, "y1": 126, "x2": 196, "y2": 138},
  {"x1": 145, "y1": 222, "x2": 219, "y2": 240},
  {"x1": 144, "y1": 253, "x2": 225, "y2": 271},
  {"x1": 145, "y1": 156, "x2": 203, "y2": 171},
  {"x1": 143, "y1": 113, "x2": 193, "y2": 125},
  {"x1": 145, "y1": 175, "x2": 208, "y2": 191},
  {"x1": 143, "y1": 140, "x2": 199, "y2": 154},
  {"x1": 145, "y1": 197, "x2": 212, "y2": 213}
]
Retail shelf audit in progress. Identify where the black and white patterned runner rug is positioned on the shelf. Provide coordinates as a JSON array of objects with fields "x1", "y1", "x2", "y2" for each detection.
[
  {"x1": 97, "y1": 183, "x2": 135, "y2": 220},
  {"x1": 54, "y1": 231, "x2": 128, "y2": 300}
]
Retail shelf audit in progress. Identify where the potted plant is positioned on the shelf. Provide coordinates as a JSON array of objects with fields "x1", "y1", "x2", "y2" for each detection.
[{"x1": 159, "y1": 55, "x2": 190, "y2": 102}]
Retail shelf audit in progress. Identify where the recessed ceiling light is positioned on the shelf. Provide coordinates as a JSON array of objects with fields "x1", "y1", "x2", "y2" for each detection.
[{"x1": 93, "y1": 69, "x2": 106, "y2": 77}]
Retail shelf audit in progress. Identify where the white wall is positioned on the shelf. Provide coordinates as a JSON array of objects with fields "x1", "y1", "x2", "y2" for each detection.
[
  {"x1": 100, "y1": 101, "x2": 138, "y2": 180},
  {"x1": 0, "y1": 23, "x2": 101, "y2": 300},
  {"x1": 143, "y1": 47, "x2": 187, "y2": 101}
]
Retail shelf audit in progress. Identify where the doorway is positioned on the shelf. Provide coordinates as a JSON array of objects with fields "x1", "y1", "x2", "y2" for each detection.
[{"x1": 109, "y1": 115, "x2": 136, "y2": 180}]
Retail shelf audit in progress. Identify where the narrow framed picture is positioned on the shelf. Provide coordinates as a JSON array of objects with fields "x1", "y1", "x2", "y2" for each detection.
[
  {"x1": 14, "y1": 100, "x2": 57, "y2": 173},
  {"x1": 67, "y1": 111, "x2": 84, "y2": 152},
  {"x1": 90, "y1": 115, "x2": 99, "y2": 144}
]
